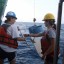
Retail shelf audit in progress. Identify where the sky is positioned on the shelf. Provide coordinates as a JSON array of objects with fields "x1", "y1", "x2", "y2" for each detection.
[{"x1": 2, "y1": 0, "x2": 64, "y2": 23}]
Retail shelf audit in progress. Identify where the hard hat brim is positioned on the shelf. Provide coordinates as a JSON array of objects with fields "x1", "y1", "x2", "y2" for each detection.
[
  {"x1": 5, "y1": 16, "x2": 17, "y2": 19},
  {"x1": 42, "y1": 19, "x2": 55, "y2": 21},
  {"x1": 42, "y1": 19, "x2": 44, "y2": 21},
  {"x1": 42, "y1": 19, "x2": 46, "y2": 21}
]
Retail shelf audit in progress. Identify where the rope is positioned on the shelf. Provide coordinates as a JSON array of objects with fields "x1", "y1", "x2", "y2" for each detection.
[
  {"x1": 33, "y1": 0, "x2": 36, "y2": 24},
  {"x1": 34, "y1": 0, "x2": 35, "y2": 18},
  {"x1": 17, "y1": 26, "x2": 31, "y2": 49}
]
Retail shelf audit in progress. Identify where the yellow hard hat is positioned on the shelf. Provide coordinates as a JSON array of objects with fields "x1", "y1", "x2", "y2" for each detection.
[{"x1": 42, "y1": 13, "x2": 55, "y2": 21}]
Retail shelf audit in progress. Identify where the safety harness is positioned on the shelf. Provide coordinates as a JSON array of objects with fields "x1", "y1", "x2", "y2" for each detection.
[{"x1": 0, "y1": 24, "x2": 18, "y2": 48}]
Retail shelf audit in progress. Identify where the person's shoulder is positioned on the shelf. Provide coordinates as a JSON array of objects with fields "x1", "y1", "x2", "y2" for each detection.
[
  {"x1": 11, "y1": 24, "x2": 17, "y2": 28},
  {"x1": 10, "y1": 24, "x2": 19, "y2": 31},
  {"x1": 48, "y1": 28, "x2": 56, "y2": 34},
  {"x1": 48, "y1": 28, "x2": 54, "y2": 31}
]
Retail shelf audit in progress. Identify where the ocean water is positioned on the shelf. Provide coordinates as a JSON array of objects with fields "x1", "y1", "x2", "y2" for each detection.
[{"x1": 4, "y1": 22, "x2": 64, "y2": 64}]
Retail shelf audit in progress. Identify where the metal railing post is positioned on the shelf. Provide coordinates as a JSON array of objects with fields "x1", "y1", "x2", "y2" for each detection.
[{"x1": 53, "y1": 0, "x2": 64, "y2": 64}]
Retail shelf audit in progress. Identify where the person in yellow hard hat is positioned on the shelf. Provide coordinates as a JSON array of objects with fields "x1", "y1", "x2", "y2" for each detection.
[
  {"x1": 41, "y1": 13, "x2": 58, "y2": 64},
  {"x1": 24, "y1": 13, "x2": 59, "y2": 64}
]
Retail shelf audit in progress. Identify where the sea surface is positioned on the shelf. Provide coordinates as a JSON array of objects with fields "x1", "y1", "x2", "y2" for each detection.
[{"x1": 4, "y1": 22, "x2": 64, "y2": 64}]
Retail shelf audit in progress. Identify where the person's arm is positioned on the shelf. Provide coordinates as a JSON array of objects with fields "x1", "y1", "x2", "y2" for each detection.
[
  {"x1": 16, "y1": 37, "x2": 26, "y2": 41},
  {"x1": 43, "y1": 29, "x2": 56, "y2": 57},
  {"x1": 24, "y1": 33, "x2": 41, "y2": 37},
  {"x1": 43, "y1": 38, "x2": 55, "y2": 57},
  {"x1": 24, "y1": 32, "x2": 46, "y2": 37}
]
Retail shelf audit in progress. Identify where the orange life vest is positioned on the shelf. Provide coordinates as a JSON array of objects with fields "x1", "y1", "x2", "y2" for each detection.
[
  {"x1": 41, "y1": 34, "x2": 59, "y2": 57},
  {"x1": 0, "y1": 24, "x2": 18, "y2": 48}
]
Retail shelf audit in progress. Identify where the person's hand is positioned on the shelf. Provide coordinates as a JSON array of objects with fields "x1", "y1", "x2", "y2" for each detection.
[
  {"x1": 43, "y1": 54, "x2": 46, "y2": 58},
  {"x1": 43, "y1": 52, "x2": 47, "y2": 58},
  {"x1": 43, "y1": 54, "x2": 47, "y2": 61},
  {"x1": 24, "y1": 34, "x2": 29, "y2": 37},
  {"x1": 17, "y1": 37, "x2": 26, "y2": 41},
  {"x1": 41, "y1": 54, "x2": 46, "y2": 60},
  {"x1": 23, "y1": 37, "x2": 26, "y2": 41},
  {"x1": 43, "y1": 31, "x2": 47, "y2": 36}
]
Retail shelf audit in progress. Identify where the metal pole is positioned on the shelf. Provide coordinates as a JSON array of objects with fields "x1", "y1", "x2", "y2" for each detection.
[
  {"x1": 62, "y1": 48, "x2": 64, "y2": 64},
  {"x1": 54, "y1": 0, "x2": 63, "y2": 64},
  {"x1": 0, "y1": 19, "x2": 2, "y2": 25}
]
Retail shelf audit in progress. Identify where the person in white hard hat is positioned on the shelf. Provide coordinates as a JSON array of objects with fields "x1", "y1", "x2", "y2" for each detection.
[{"x1": 0, "y1": 11, "x2": 26, "y2": 64}]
